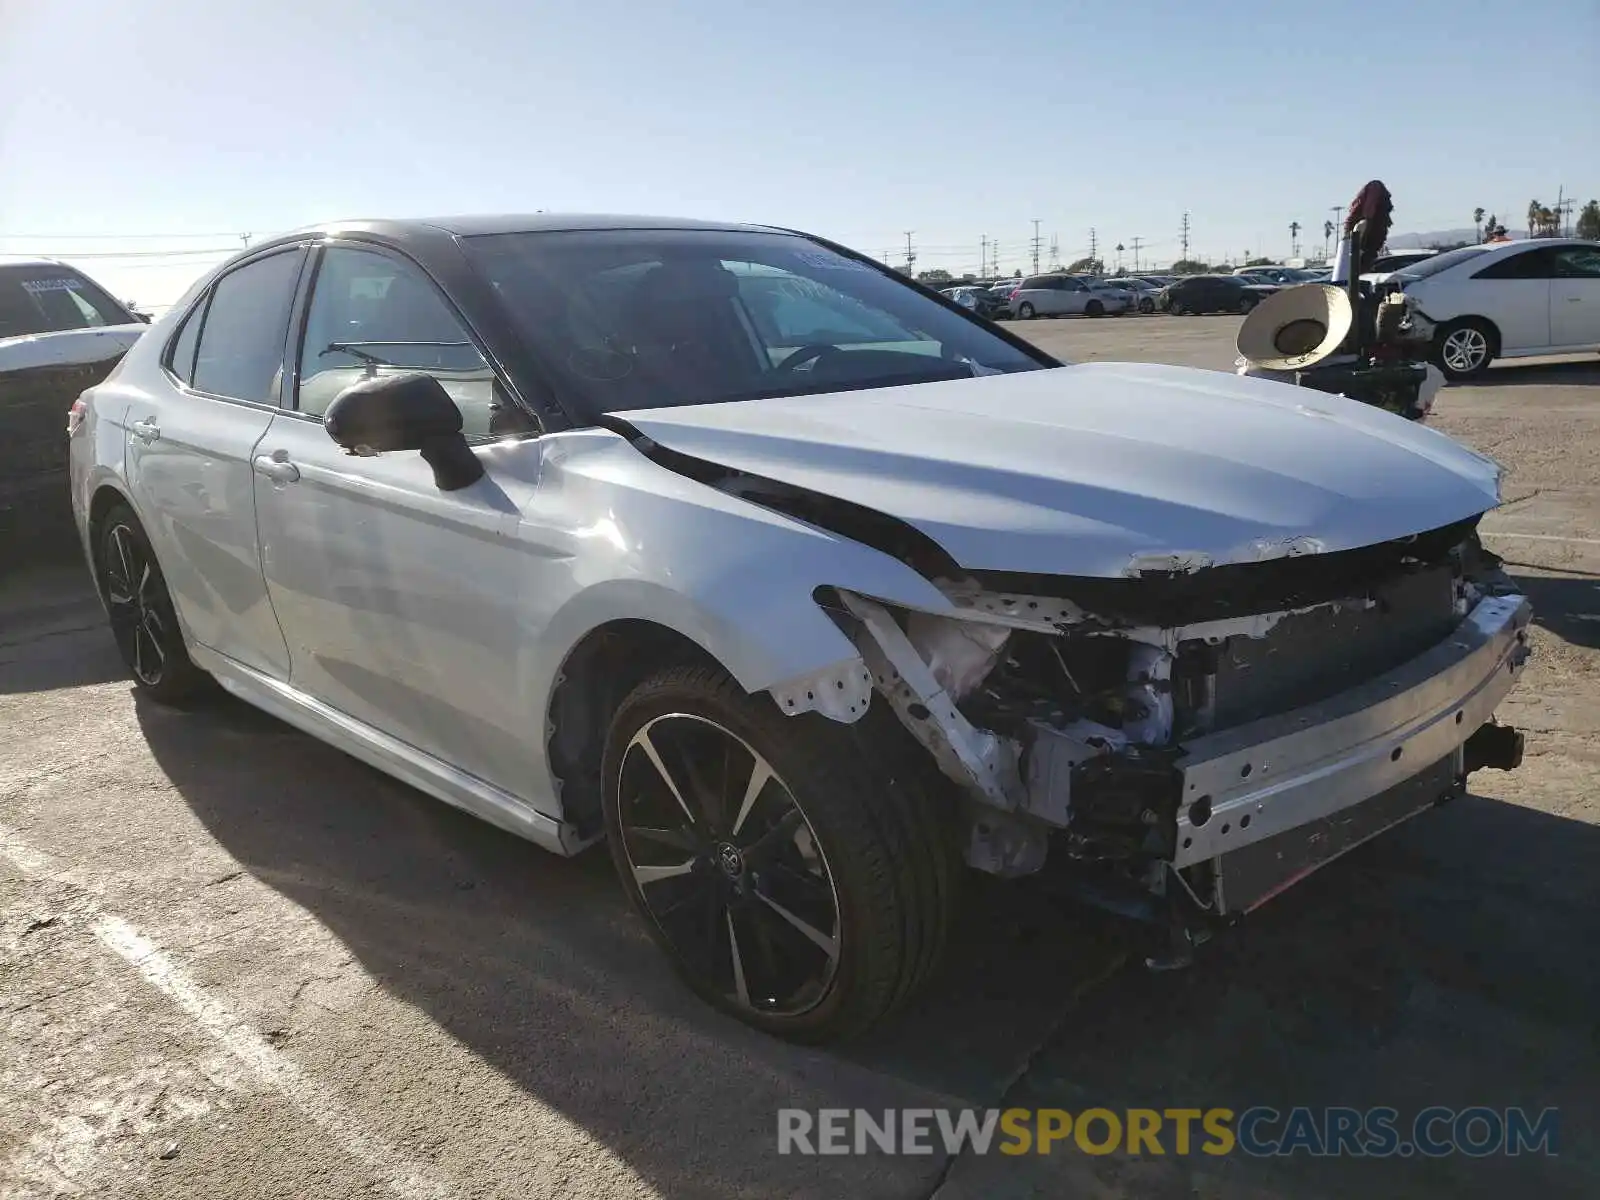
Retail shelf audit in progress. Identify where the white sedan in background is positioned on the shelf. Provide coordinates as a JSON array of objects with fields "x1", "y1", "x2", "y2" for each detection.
[{"x1": 1393, "y1": 239, "x2": 1600, "y2": 379}]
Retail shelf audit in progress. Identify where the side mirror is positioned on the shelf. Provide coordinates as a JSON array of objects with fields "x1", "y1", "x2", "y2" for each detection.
[{"x1": 324, "y1": 372, "x2": 485, "y2": 491}]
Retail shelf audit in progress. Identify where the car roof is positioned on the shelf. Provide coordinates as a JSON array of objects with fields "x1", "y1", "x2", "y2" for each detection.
[{"x1": 280, "y1": 212, "x2": 775, "y2": 242}]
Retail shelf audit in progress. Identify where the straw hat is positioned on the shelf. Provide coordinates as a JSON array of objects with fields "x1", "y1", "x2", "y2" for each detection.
[{"x1": 1235, "y1": 283, "x2": 1354, "y2": 371}]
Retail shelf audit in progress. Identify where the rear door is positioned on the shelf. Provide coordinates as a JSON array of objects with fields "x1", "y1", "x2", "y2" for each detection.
[
  {"x1": 1467, "y1": 248, "x2": 1554, "y2": 352},
  {"x1": 123, "y1": 247, "x2": 305, "y2": 679},
  {"x1": 1549, "y1": 245, "x2": 1600, "y2": 348}
]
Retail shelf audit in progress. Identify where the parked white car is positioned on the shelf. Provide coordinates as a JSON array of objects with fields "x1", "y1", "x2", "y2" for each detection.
[
  {"x1": 69, "y1": 214, "x2": 1530, "y2": 1042},
  {"x1": 1009, "y1": 274, "x2": 1132, "y2": 318},
  {"x1": 1391, "y1": 239, "x2": 1600, "y2": 378},
  {"x1": 1108, "y1": 276, "x2": 1161, "y2": 313}
]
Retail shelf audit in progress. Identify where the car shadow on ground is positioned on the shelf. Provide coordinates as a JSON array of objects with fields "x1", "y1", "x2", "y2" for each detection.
[
  {"x1": 133, "y1": 690, "x2": 1600, "y2": 1199},
  {"x1": 1510, "y1": 571, "x2": 1600, "y2": 652}
]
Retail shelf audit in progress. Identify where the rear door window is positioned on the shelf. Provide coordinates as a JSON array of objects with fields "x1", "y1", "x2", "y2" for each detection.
[{"x1": 192, "y1": 250, "x2": 305, "y2": 404}]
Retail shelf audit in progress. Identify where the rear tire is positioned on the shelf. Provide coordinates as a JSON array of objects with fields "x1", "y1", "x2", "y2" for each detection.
[
  {"x1": 1016, "y1": 301, "x2": 1035, "y2": 319},
  {"x1": 1238, "y1": 295, "x2": 1257, "y2": 314},
  {"x1": 1139, "y1": 297, "x2": 1155, "y2": 314},
  {"x1": 95, "y1": 504, "x2": 210, "y2": 704},
  {"x1": 602, "y1": 665, "x2": 958, "y2": 1043},
  {"x1": 1085, "y1": 299, "x2": 1105, "y2": 318},
  {"x1": 1433, "y1": 318, "x2": 1496, "y2": 380}
]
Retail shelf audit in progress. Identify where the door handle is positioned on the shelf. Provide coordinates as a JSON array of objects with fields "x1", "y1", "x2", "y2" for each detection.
[
  {"x1": 253, "y1": 453, "x2": 300, "y2": 484},
  {"x1": 131, "y1": 418, "x2": 161, "y2": 443}
]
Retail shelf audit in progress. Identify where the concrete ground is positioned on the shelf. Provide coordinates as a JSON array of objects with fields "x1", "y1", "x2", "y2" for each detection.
[{"x1": 2, "y1": 317, "x2": 1596, "y2": 1199}]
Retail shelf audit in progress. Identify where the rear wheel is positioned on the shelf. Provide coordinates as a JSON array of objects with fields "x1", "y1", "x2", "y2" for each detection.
[
  {"x1": 1139, "y1": 296, "x2": 1155, "y2": 314},
  {"x1": 1433, "y1": 318, "x2": 1496, "y2": 380},
  {"x1": 1238, "y1": 295, "x2": 1258, "y2": 314},
  {"x1": 96, "y1": 504, "x2": 209, "y2": 703},
  {"x1": 1085, "y1": 299, "x2": 1105, "y2": 318},
  {"x1": 603, "y1": 665, "x2": 957, "y2": 1043},
  {"x1": 1016, "y1": 301, "x2": 1035, "y2": 319}
]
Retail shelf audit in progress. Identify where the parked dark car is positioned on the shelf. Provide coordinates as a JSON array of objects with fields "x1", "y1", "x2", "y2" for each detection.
[
  {"x1": 1, "y1": 258, "x2": 147, "y2": 554},
  {"x1": 1158, "y1": 275, "x2": 1276, "y2": 315}
]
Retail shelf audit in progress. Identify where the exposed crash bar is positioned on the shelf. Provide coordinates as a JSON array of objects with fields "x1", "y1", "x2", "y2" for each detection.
[{"x1": 1170, "y1": 593, "x2": 1532, "y2": 867}]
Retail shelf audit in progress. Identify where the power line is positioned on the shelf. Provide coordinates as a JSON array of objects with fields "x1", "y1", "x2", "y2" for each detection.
[
  {"x1": 25, "y1": 247, "x2": 241, "y2": 259},
  {"x1": 0, "y1": 231, "x2": 260, "y2": 241}
]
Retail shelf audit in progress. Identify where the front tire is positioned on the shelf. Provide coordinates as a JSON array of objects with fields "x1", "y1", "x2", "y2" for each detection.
[
  {"x1": 1238, "y1": 295, "x2": 1258, "y2": 314},
  {"x1": 602, "y1": 665, "x2": 956, "y2": 1043},
  {"x1": 96, "y1": 504, "x2": 209, "y2": 703},
  {"x1": 1085, "y1": 299, "x2": 1105, "y2": 318},
  {"x1": 1016, "y1": 301, "x2": 1035, "y2": 319},
  {"x1": 1139, "y1": 296, "x2": 1155, "y2": 314},
  {"x1": 1433, "y1": 318, "x2": 1496, "y2": 380}
]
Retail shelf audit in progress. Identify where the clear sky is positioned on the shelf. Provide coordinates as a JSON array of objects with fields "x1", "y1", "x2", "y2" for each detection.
[{"x1": 2, "y1": 0, "x2": 1595, "y2": 309}]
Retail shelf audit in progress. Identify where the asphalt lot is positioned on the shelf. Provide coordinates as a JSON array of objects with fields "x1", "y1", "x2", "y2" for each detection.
[{"x1": 3, "y1": 317, "x2": 1597, "y2": 1199}]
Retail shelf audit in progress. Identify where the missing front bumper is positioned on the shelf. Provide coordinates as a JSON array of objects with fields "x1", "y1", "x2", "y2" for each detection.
[{"x1": 1172, "y1": 593, "x2": 1531, "y2": 872}]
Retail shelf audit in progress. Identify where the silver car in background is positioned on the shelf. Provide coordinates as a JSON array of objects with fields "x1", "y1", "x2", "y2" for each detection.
[{"x1": 1009, "y1": 273, "x2": 1133, "y2": 318}]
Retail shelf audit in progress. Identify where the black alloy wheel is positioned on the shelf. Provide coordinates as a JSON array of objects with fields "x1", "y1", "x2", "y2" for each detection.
[
  {"x1": 603, "y1": 665, "x2": 956, "y2": 1042},
  {"x1": 615, "y1": 710, "x2": 842, "y2": 1018},
  {"x1": 97, "y1": 503, "x2": 208, "y2": 702}
]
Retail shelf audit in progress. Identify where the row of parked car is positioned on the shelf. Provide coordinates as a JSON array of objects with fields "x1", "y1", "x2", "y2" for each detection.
[{"x1": 938, "y1": 254, "x2": 1444, "y2": 321}]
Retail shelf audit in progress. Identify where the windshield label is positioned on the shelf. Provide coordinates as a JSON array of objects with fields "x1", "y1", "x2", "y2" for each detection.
[{"x1": 21, "y1": 278, "x2": 85, "y2": 294}]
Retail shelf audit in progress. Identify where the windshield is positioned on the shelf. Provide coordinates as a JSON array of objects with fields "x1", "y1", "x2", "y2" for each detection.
[
  {"x1": 0, "y1": 265, "x2": 133, "y2": 338},
  {"x1": 462, "y1": 229, "x2": 1047, "y2": 414},
  {"x1": 1393, "y1": 245, "x2": 1489, "y2": 281}
]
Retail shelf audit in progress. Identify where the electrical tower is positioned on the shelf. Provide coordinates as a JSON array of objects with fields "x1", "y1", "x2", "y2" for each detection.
[
  {"x1": 1031, "y1": 219, "x2": 1041, "y2": 275},
  {"x1": 980, "y1": 235, "x2": 988, "y2": 278},
  {"x1": 1180, "y1": 212, "x2": 1190, "y2": 265},
  {"x1": 1049, "y1": 236, "x2": 1059, "y2": 271},
  {"x1": 1088, "y1": 228, "x2": 1098, "y2": 273}
]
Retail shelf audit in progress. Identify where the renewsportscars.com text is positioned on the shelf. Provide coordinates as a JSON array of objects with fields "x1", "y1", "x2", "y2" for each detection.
[{"x1": 777, "y1": 1106, "x2": 1559, "y2": 1158}]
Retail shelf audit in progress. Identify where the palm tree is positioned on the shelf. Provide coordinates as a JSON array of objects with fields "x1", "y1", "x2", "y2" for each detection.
[
  {"x1": 1115, "y1": 242, "x2": 1125, "y2": 270},
  {"x1": 1289, "y1": 221, "x2": 1301, "y2": 257},
  {"x1": 1528, "y1": 199, "x2": 1542, "y2": 238},
  {"x1": 1473, "y1": 207, "x2": 1485, "y2": 243}
]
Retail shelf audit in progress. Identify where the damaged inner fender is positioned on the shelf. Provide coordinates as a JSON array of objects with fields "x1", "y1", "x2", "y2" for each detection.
[{"x1": 824, "y1": 520, "x2": 1526, "y2": 925}]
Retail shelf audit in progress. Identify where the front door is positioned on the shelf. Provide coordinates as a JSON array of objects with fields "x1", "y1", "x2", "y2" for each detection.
[
  {"x1": 123, "y1": 248, "x2": 304, "y2": 679},
  {"x1": 1550, "y1": 244, "x2": 1600, "y2": 348},
  {"x1": 252, "y1": 242, "x2": 546, "y2": 796}
]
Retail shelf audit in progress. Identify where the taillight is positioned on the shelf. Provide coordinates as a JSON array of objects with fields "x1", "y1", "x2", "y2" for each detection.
[{"x1": 67, "y1": 397, "x2": 88, "y2": 437}]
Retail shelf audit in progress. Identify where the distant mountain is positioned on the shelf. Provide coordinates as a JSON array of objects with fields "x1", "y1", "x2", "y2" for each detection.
[{"x1": 1386, "y1": 227, "x2": 1523, "y2": 249}]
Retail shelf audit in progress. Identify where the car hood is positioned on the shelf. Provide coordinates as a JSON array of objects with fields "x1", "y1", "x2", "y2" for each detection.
[
  {"x1": 620, "y1": 363, "x2": 1503, "y2": 579},
  {"x1": 0, "y1": 324, "x2": 146, "y2": 373}
]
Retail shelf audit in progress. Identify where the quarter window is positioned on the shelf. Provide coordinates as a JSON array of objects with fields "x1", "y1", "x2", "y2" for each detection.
[
  {"x1": 166, "y1": 300, "x2": 204, "y2": 385},
  {"x1": 192, "y1": 250, "x2": 304, "y2": 404},
  {"x1": 297, "y1": 247, "x2": 526, "y2": 438}
]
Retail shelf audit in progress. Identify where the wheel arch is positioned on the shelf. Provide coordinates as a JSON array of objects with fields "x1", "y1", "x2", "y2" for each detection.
[
  {"x1": 85, "y1": 480, "x2": 139, "y2": 591},
  {"x1": 544, "y1": 617, "x2": 723, "y2": 839}
]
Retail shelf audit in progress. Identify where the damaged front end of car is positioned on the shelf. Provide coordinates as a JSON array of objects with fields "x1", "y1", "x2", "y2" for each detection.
[{"x1": 819, "y1": 521, "x2": 1531, "y2": 960}]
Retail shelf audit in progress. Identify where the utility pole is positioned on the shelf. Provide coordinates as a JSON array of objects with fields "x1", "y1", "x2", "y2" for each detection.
[
  {"x1": 1180, "y1": 212, "x2": 1191, "y2": 266},
  {"x1": 1331, "y1": 205, "x2": 1344, "y2": 241},
  {"x1": 240, "y1": 232, "x2": 253, "y2": 249},
  {"x1": 980, "y1": 235, "x2": 988, "y2": 279},
  {"x1": 1049, "y1": 236, "x2": 1059, "y2": 271},
  {"x1": 1030, "y1": 219, "x2": 1041, "y2": 275},
  {"x1": 1088, "y1": 227, "x2": 1098, "y2": 273},
  {"x1": 904, "y1": 231, "x2": 916, "y2": 274},
  {"x1": 1130, "y1": 236, "x2": 1143, "y2": 271}
]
